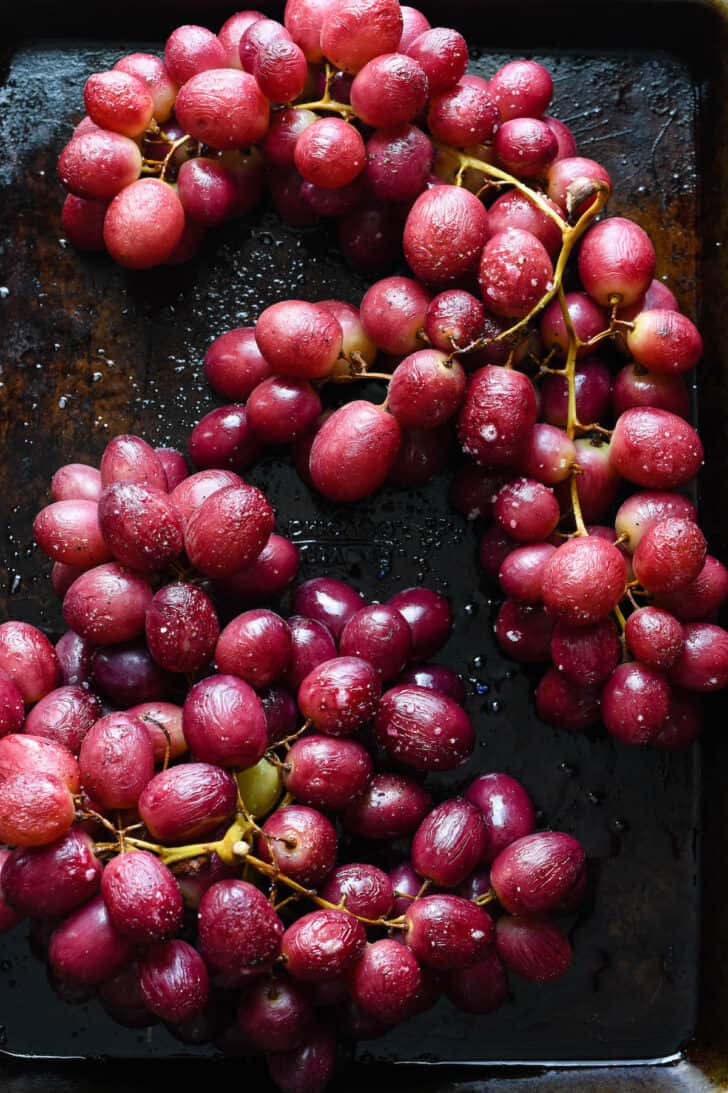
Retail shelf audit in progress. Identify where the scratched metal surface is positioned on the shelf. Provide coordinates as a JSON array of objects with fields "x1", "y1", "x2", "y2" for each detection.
[{"x1": 0, "y1": 14, "x2": 711, "y2": 1084}]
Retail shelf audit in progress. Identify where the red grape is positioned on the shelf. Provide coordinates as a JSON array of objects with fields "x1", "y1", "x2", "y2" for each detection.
[
  {"x1": 625, "y1": 607, "x2": 684, "y2": 670},
  {"x1": 58, "y1": 130, "x2": 142, "y2": 200},
  {"x1": 321, "y1": 0, "x2": 403, "y2": 73},
  {"x1": 309, "y1": 401, "x2": 402, "y2": 501},
  {"x1": 140, "y1": 939, "x2": 209, "y2": 1023},
  {"x1": 656, "y1": 555, "x2": 728, "y2": 621},
  {"x1": 626, "y1": 309, "x2": 702, "y2": 373},
  {"x1": 83, "y1": 70, "x2": 153, "y2": 138},
  {"x1": 578, "y1": 217, "x2": 656, "y2": 307},
  {"x1": 237, "y1": 975, "x2": 312, "y2": 1052},
  {"x1": 404, "y1": 894, "x2": 493, "y2": 970},
  {"x1": 294, "y1": 118, "x2": 366, "y2": 189},
  {"x1": 339, "y1": 604, "x2": 412, "y2": 679},
  {"x1": 404, "y1": 185, "x2": 489, "y2": 285},
  {"x1": 550, "y1": 618, "x2": 620, "y2": 686},
  {"x1": 404, "y1": 27, "x2": 467, "y2": 93},
  {"x1": 139, "y1": 763, "x2": 237, "y2": 843},
  {"x1": 612, "y1": 362, "x2": 690, "y2": 419},
  {"x1": 0, "y1": 621, "x2": 61, "y2": 703},
  {"x1": 491, "y1": 831, "x2": 586, "y2": 914},
  {"x1": 610, "y1": 407, "x2": 703, "y2": 488},
  {"x1": 256, "y1": 300, "x2": 343, "y2": 380},
  {"x1": 670, "y1": 623, "x2": 728, "y2": 692},
  {"x1": 145, "y1": 583, "x2": 219, "y2": 673},
  {"x1": 100, "y1": 433, "x2": 167, "y2": 490},
  {"x1": 465, "y1": 772, "x2": 536, "y2": 862},
  {"x1": 478, "y1": 227, "x2": 554, "y2": 318},
  {"x1": 535, "y1": 667, "x2": 600, "y2": 730},
  {"x1": 104, "y1": 179, "x2": 185, "y2": 269},
  {"x1": 360, "y1": 275, "x2": 430, "y2": 355},
  {"x1": 51, "y1": 462, "x2": 102, "y2": 502},
  {"x1": 219, "y1": 534, "x2": 300, "y2": 603},
  {"x1": 48, "y1": 895, "x2": 132, "y2": 985},
  {"x1": 496, "y1": 915, "x2": 571, "y2": 982},
  {"x1": 343, "y1": 772, "x2": 431, "y2": 840},
  {"x1": 79, "y1": 712, "x2": 154, "y2": 809},
  {"x1": 375, "y1": 684, "x2": 474, "y2": 770},
  {"x1": 349, "y1": 939, "x2": 423, "y2": 1022},
  {"x1": 412, "y1": 798, "x2": 488, "y2": 887},
  {"x1": 184, "y1": 483, "x2": 274, "y2": 577},
  {"x1": 102, "y1": 850, "x2": 183, "y2": 942},
  {"x1": 428, "y1": 80, "x2": 499, "y2": 147},
  {"x1": 1, "y1": 828, "x2": 101, "y2": 917},
  {"x1": 113, "y1": 52, "x2": 177, "y2": 122},
  {"x1": 199, "y1": 879, "x2": 284, "y2": 974},
  {"x1": 458, "y1": 365, "x2": 538, "y2": 467},
  {"x1": 175, "y1": 69, "x2": 269, "y2": 149},
  {"x1": 23, "y1": 685, "x2": 100, "y2": 754},
  {"x1": 388, "y1": 586, "x2": 452, "y2": 660},
  {"x1": 284, "y1": 735, "x2": 372, "y2": 811},
  {"x1": 601, "y1": 662, "x2": 671, "y2": 744},
  {"x1": 62, "y1": 563, "x2": 152, "y2": 644},
  {"x1": 184, "y1": 674, "x2": 267, "y2": 769},
  {"x1": 542, "y1": 537, "x2": 626, "y2": 625},
  {"x1": 258, "y1": 805, "x2": 337, "y2": 886}
]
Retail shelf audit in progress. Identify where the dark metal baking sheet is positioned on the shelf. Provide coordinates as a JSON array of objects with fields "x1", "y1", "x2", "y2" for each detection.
[{"x1": 2, "y1": 1, "x2": 728, "y2": 1088}]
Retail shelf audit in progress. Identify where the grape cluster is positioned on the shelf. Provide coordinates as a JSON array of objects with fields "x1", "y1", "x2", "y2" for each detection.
[{"x1": 0, "y1": 426, "x2": 586, "y2": 1092}]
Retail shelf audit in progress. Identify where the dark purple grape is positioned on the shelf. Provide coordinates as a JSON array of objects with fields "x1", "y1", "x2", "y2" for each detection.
[
  {"x1": 139, "y1": 940, "x2": 209, "y2": 1023},
  {"x1": 282, "y1": 909, "x2": 366, "y2": 981},
  {"x1": 490, "y1": 832, "x2": 587, "y2": 914},
  {"x1": 2, "y1": 829, "x2": 101, "y2": 918},
  {"x1": 98, "y1": 962, "x2": 154, "y2": 1028},
  {"x1": 266, "y1": 1025, "x2": 336, "y2": 1093},
  {"x1": 91, "y1": 643, "x2": 172, "y2": 706},
  {"x1": 601, "y1": 662, "x2": 670, "y2": 744},
  {"x1": 535, "y1": 668, "x2": 601, "y2": 731},
  {"x1": 258, "y1": 805, "x2": 337, "y2": 887},
  {"x1": 404, "y1": 894, "x2": 493, "y2": 970},
  {"x1": 284, "y1": 616, "x2": 338, "y2": 691},
  {"x1": 283, "y1": 736, "x2": 373, "y2": 812},
  {"x1": 321, "y1": 864, "x2": 393, "y2": 920},
  {"x1": 339, "y1": 605, "x2": 411, "y2": 680},
  {"x1": 298, "y1": 656, "x2": 381, "y2": 736},
  {"x1": 146, "y1": 582, "x2": 219, "y2": 674},
  {"x1": 388, "y1": 587, "x2": 451, "y2": 660},
  {"x1": 396, "y1": 663, "x2": 466, "y2": 704},
  {"x1": 411, "y1": 798, "x2": 488, "y2": 887},
  {"x1": 465, "y1": 774, "x2": 536, "y2": 863},
  {"x1": 375, "y1": 684, "x2": 474, "y2": 770},
  {"x1": 291, "y1": 578, "x2": 365, "y2": 642},
  {"x1": 348, "y1": 938, "x2": 423, "y2": 1022},
  {"x1": 445, "y1": 949, "x2": 508, "y2": 1013},
  {"x1": 102, "y1": 850, "x2": 184, "y2": 943},
  {"x1": 198, "y1": 880, "x2": 284, "y2": 975},
  {"x1": 495, "y1": 914, "x2": 571, "y2": 982},
  {"x1": 237, "y1": 976, "x2": 313, "y2": 1052},
  {"x1": 48, "y1": 895, "x2": 133, "y2": 985},
  {"x1": 343, "y1": 773, "x2": 431, "y2": 840}
]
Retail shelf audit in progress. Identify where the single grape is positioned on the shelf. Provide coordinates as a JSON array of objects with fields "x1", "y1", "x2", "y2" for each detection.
[
  {"x1": 256, "y1": 300, "x2": 343, "y2": 380},
  {"x1": 155, "y1": 448, "x2": 188, "y2": 492},
  {"x1": 519, "y1": 424, "x2": 576, "y2": 485},
  {"x1": 55, "y1": 631, "x2": 94, "y2": 689},
  {"x1": 388, "y1": 425, "x2": 452, "y2": 486},
  {"x1": 494, "y1": 477, "x2": 560, "y2": 542},
  {"x1": 535, "y1": 664, "x2": 602, "y2": 732},
  {"x1": 615, "y1": 490, "x2": 697, "y2": 552},
  {"x1": 364, "y1": 124, "x2": 433, "y2": 204},
  {"x1": 612, "y1": 362, "x2": 690, "y2": 419},
  {"x1": 0, "y1": 733, "x2": 79, "y2": 792},
  {"x1": 83, "y1": 70, "x2": 154, "y2": 138},
  {"x1": 284, "y1": 616, "x2": 338, "y2": 690},
  {"x1": 399, "y1": 4, "x2": 431, "y2": 49},
  {"x1": 199, "y1": 879, "x2": 284, "y2": 974},
  {"x1": 189, "y1": 405, "x2": 261, "y2": 472},
  {"x1": 550, "y1": 618, "x2": 621, "y2": 686},
  {"x1": 348, "y1": 939, "x2": 423, "y2": 1023},
  {"x1": 145, "y1": 583, "x2": 219, "y2": 674},
  {"x1": 496, "y1": 914, "x2": 572, "y2": 982},
  {"x1": 489, "y1": 59, "x2": 553, "y2": 120},
  {"x1": 321, "y1": 863, "x2": 393, "y2": 920},
  {"x1": 445, "y1": 949, "x2": 508, "y2": 1013},
  {"x1": 601, "y1": 662, "x2": 671, "y2": 744},
  {"x1": 397, "y1": 663, "x2": 466, "y2": 704},
  {"x1": 98, "y1": 962, "x2": 154, "y2": 1029},
  {"x1": 254, "y1": 37, "x2": 308, "y2": 102},
  {"x1": 309, "y1": 401, "x2": 402, "y2": 502},
  {"x1": 404, "y1": 185, "x2": 489, "y2": 285},
  {"x1": 266, "y1": 1026, "x2": 337, "y2": 1093},
  {"x1": 104, "y1": 178, "x2": 185, "y2": 269},
  {"x1": 23, "y1": 685, "x2": 100, "y2": 754},
  {"x1": 412, "y1": 798, "x2": 488, "y2": 887},
  {"x1": 388, "y1": 586, "x2": 452, "y2": 660},
  {"x1": 320, "y1": 0, "x2": 403, "y2": 73},
  {"x1": 540, "y1": 357, "x2": 612, "y2": 429},
  {"x1": 653, "y1": 689, "x2": 703, "y2": 750},
  {"x1": 375, "y1": 684, "x2": 474, "y2": 770},
  {"x1": 184, "y1": 483, "x2": 274, "y2": 577},
  {"x1": 260, "y1": 685, "x2": 299, "y2": 744},
  {"x1": 48, "y1": 896, "x2": 132, "y2": 985},
  {"x1": 450, "y1": 465, "x2": 508, "y2": 521},
  {"x1": 164, "y1": 24, "x2": 227, "y2": 83},
  {"x1": 465, "y1": 772, "x2": 536, "y2": 862},
  {"x1": 177, "y1": 157, "x2": 240, "y2": 227},
  {"x1": 388, "y1": 350, "x2": 466, "y2": 429},
  {"x1": 633, "y1": 516, "x2": 706, "y2": 593},
  {"x1": 494, "y1": 599, "x2": 555, "y2": 663},
  {"x1": 79, "y1": 711, "x2": 155, "y2": 809},
  {"x1": 427, "y1": 80, "x2": 499, "y2": 147},
  {"x1": 58, "y1": 130, "x2": 142, "y2": 201},
  {"x1": 479, "y1": 227, "x2": 554, "y2": 318},
  {"x1": 62, "y1": 563, "x2": 153, "y2": 644},
  {"x1": 258, "y1": 804, "x2": 337, "y2": 886},
  {"x1": 0, "y1": 621, "x2": 61, "y2": 703},
  {"x1": 490, "y1": 831, "x2": 586, "y2": 913},
  {"x1": 215, "y1": 610, "x2": 291, "y2": 688},
  {"x1": 283, "y1": 0, "x2": 331, "y2": 61},
  {"x1": 670, "y1": 623, "x2": 728, "y2": 692},
  {"x1": 128, "y1": 701, "x2": 186, "y2": 764},
  {"x1": 174, "y1": 69, "x2": 270, "y2": 149},
  {"x1": 317, "y1": 299, "x2": 376, "y2": 365},
  {"x1": 1, "y1": 829, "x2": 102, "y2": 918},
  {"x1": 183, "y1": 674, "x2": 267, "y2": 769},
  {"x1": 625, "y1": 607, "x2": 684, "y2": 670},
  {"x1": 102, "y1": 850, "x2": 184, "y2": 943},
  {"x1": 424, "y1": 290, "x2": 484, "y2": 352},
  {"x1": 139, "y1": 763, "x2": 237, "y2": 843},
  {"x1": 540, "y1": 292, "x2": 606, "y2": 358},
  {"x1": 294, "y1": 118, "x2": 366, "y2": 189},
  {"x1": 283, "y1": 735, "x2": 373, "y2": 811},
  {"x1": 404, "y1": 27, "x2": 468, "y2": 93},
  {"x1": 342, "y1": 772, "x2": 431, "y2": 839},
  {"x1": 98, "y1": 481, "x2": 184, "y2": 572},
  {"x1": 626, "y1": 309, "x2": 702, "y2": 373},
  {"x1": 237, "y1": 757, "x2": 282, "y2": 820},
  {"x1": 100, "y1": 433, "x2": 167, "y2": 489},
  {"x1": 359, "y1": 275, "x2": 430, "y2": 355},
  {"x1": 546, "y1": 155, "x2": 612, "y2": 215},
  {"x1": 297, "y1": 656, "x2": 380, "y2": 735},
  {"x1": 542, "y1": 537, "x2": 626, "y2": 625},
  {"x1": 282, "y1": 909, "x2": 367, "y2": 980},
  {"x1": 494, "y1": 116, "x2": 558, "y2": 177},
  {"x1": 140, "y1": 940, "x2": 209, "y2": 1024},
  {"x1": 218, "y1": 534, "x2": 300, "y2": 603},
  {"x1": 610, "y1": 408, "x2": 703, "y2": 488},
  {"x1": 458, "y1": 365, "x2": 538, "y2": 467},
  {"x1": 404, "y1": 894, "x2": 493, "y2": 970},
  {"x1": 91, "y1": 642, "x2": 171, "y2": 707},
  {"x1": 61, "y1": 193, "x2": 109, "y2": 250},
  {"x1": 579, "y1": 217, "x2": 656, "y2": 307},
  {"x1": 339, "y1": 604, "x2": 411, "y2": 680},
  {"x1": 350, "y1": 53, "x2": 428, "y2": 128},
  {"x1": 237, "y1": 976, "x2": 313, "y2": 1052},
  {"x1": 51, "y1": 462, "x2": 102, "y2": 502}
]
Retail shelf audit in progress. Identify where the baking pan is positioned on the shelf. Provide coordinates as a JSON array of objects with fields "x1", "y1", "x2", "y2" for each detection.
[{"x1": 0, "y1": 0, "x2": 727, "y2": 1089}]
